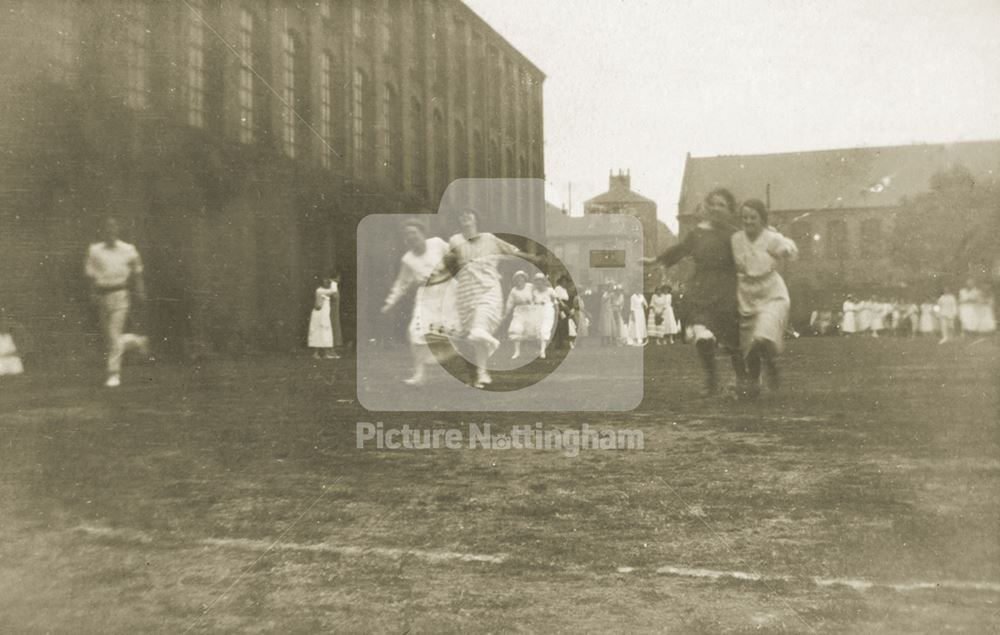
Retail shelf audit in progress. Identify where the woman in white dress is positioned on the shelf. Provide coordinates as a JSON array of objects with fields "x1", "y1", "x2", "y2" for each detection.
[
  {"x1": 611, "y1": 285, "x2": 627, "y2": 345},
  {"x1": 731, "y1": 199, "x2": 798, "y2": 397},
  {"x1": 919, "y1": 301, "x2": 936, "y2": 335},
  {"x1": 599, "y1": 285, "x2": 616, "y2": 346},
  {"x1": 979, "y1": 292, "x2": 997, "y2": 334},
  {"x1": 857, "y1": 299, "x2": 872, "y2": 335},
  {"x1": 381, "y1": 220, "x2": 456, "y2": 385},
  {"x1": 504, "y1": 271, "x2": 533, "y2": 359},
  {"x1": 905, "y1": 302, "x2": 920, "y2": 337},
  {"x1": 870, "y1": 298, "x2": 885, "y2": 338},
  {"x1": 841, "y1": 295, "x2": 857, "y2": 335},
  {"x1": 308, "y1": 276, "x2": 339, "y2": 359},
  {"x1": 627, "y1": 290, "x2": 648, "y2": 346},
  {"x1": 646, "y1": 286, "x2": 669, "y2": 344},
  {"x1": 937, "y1": 290, "x2": 958, "y2": 344},
  {"x1": 958, "y1": 280, "x2": 980, "y2": 335},
  {"x1": 530, "y1": 274, "x2": 559, "y2": 358}
]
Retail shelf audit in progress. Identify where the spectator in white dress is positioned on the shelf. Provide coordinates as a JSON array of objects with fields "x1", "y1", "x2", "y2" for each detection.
[
  {"x1": 841, "y1": 295, "x2": 857, "y2": 335},
  {"x1": 531, "y1": 273, "x2": 558, "y2": 358},
  {"x1": 627, "y1": 290, "x2": 648, "y2": 346},
  {"x1": 308, "y1": 276, "x2": 339, "y2": 359},
  {"x1": 937, "y1": 290, "x2": 958, "y2": 344},
  {"x1": 504, "y1": 271, "x2": 533, "y2": 359}
]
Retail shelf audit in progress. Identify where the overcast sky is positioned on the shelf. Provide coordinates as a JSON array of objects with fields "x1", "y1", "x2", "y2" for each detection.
[{"x1": 463, "y1": 0, "x2": 1000, "y2": 231}]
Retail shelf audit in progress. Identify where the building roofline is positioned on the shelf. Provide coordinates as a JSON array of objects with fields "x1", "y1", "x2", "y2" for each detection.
[
  {"x1": 684, "y1": 138, "x2": 1000, "y2": 163},
  {"x1": 453, "y1": 1, "x2": 546, "y2": 79},
  {"x1": 582, "y1": 190, "x2": 657, "y2": 206}
]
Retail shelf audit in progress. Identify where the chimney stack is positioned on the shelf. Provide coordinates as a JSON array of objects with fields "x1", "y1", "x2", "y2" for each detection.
[{"x1": 609, "y1": 168, "x2": 631, "y2": 191}]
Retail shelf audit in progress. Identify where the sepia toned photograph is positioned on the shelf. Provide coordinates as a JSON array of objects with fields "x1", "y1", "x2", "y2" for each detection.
[{"x1": 1, "y1": 1, "x2": 998, "y2": 632}]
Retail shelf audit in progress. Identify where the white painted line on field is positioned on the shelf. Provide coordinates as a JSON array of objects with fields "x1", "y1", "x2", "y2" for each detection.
[
  {"x1": 75, "y1": 524, "x2": 155, "y2": 544},
  {"x1": 201, "y1": 537, "x2": 508, "y2": 565},
  {"x1": 653, "y1": 564, "x2": 1000, "y2": 594},
  {"x1": 74, "y1": 524, "x2": 507, "y2": 565},
  {"x1": 73, "y1": 525, "x2": 1000, "y2": 592}
]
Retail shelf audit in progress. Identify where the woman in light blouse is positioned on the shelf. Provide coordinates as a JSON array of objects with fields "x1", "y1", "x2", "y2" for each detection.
[{"x1": 731, "y1": 199, "x2": 798, "y2": 397}]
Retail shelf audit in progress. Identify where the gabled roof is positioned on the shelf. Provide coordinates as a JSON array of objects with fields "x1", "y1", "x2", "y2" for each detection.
[
  {"x1": 584, "y1": 187, "x2": 656, "y2": 207},
  {"x1": 678, "y1": 140, "x2": 1000, "y2": 215}
]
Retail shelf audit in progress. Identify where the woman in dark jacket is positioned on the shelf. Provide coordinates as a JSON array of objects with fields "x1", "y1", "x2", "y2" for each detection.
[{"x1": 643, "y1": 188, "x2": 746, "y2": 395}]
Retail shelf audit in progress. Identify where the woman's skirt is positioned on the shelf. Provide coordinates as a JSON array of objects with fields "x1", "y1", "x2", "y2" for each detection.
[
  {"x1": 507, "y1": 304, "x2": 534, "y2": 341},
  {"x1": 919, "y1": 313, "x2": 936, "y2": 333},
  {"x1": 456, "y1": 274, "x2": 503, "y2": 336},
  {"x1": 737, "y1": 272, "x2": 790, "y2": 357},
  {"x1": 841, "y1": 312, "x2": 856, "y2": 334},
  {"x1": 599, "y1": 303, "x2": 616, "y2": 338},
  {"x1": 740, "y1": 298, "x2": 790, "y2": 356},
  {"x1": 629, "y1": 309, "x2": 647, "y2": 343},
  {"x1": 411, "y1": 280, "x2": 461, "y2": 344},
  {"x1": 538, "y1": 305, "x2": 556, "y2": 341},
  {"x1": 307, "y1": 306, "x2": 333, "y2": 348},
  {"x1": 647, "y1": 308, "x2": 679, "y2": 337},
  {"x1": 959, "y1": 304, "x2": 978, "y2": 333},
  {"x1": 647, "y1": 310, "x2": 666, "y2": 338}
]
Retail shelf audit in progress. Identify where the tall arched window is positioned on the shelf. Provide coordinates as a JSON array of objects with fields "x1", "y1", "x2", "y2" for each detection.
[
  {"x1": 488, "y1": 138, "x2": 500, "y2": 178},
  {"x1": 320, "y1": 51, "x2": 334, "y2": 167},
  {"x1": 237, "y1": 8, "x2": 255, "y2": 143},
  {"x1": 282, "y1": 30, "x2": 298, "y2": 157},
  {"x1": 185, "y1": 0, "x2": 206, "y2": 128},
  {"x1": 472, "y1": 130, "x2": 484, "y2": 178},
  {"x1": 433, "y1": 109, "x2": 448, "y2": 199},
  {"x1": 125, "y1": 2, "x2": 149, "y2": 110},
  {"x1": 352, "y1": 68, "x2": 371, "y2": 171},
  {"x1": 453, "y1": 120, "x2": 468, "y2": 179},
  {"x1": 382, "y1": 83, "x2": 403, "y2": 188},
  {"x1": 409, "y1": 98, "x2": 426, "y2": 195}
]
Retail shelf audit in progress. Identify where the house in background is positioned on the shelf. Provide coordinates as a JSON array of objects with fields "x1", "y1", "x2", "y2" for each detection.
[{"x1": 583, "y1": 170, "x2": 658, "y2": 258}]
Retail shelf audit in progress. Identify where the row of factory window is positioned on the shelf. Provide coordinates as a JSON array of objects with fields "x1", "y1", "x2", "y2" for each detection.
[{"x1": 49, "y1": 1, "x2": 541, "y2": 190}]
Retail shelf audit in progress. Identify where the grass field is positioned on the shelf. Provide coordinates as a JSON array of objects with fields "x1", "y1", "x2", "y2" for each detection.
[{"x1": 1, "y1": 336, "x2": 998, "y2": 633}]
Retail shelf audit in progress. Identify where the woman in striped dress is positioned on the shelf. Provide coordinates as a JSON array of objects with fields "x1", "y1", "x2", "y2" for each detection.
[{"x1": 444, "y1": 209, "x2": 534, "y2": 388}]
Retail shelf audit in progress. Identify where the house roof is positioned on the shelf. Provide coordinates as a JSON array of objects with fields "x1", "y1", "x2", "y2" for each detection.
[
  {"x1": 678, "y1": 140, "x2": 1000, "y2": 216},
  {"x1": 584, "y1": 187, "x2": 656, "y2": 207}
]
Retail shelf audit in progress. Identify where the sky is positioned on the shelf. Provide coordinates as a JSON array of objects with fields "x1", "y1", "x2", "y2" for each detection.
[{"x1": 463, "y1": 0, "x2": 1000, "y2": 231}]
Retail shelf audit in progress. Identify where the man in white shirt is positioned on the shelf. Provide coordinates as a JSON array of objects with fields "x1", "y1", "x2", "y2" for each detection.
[{"x1": 85, "y1": 217, "x2": 147, "y2": 387}]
